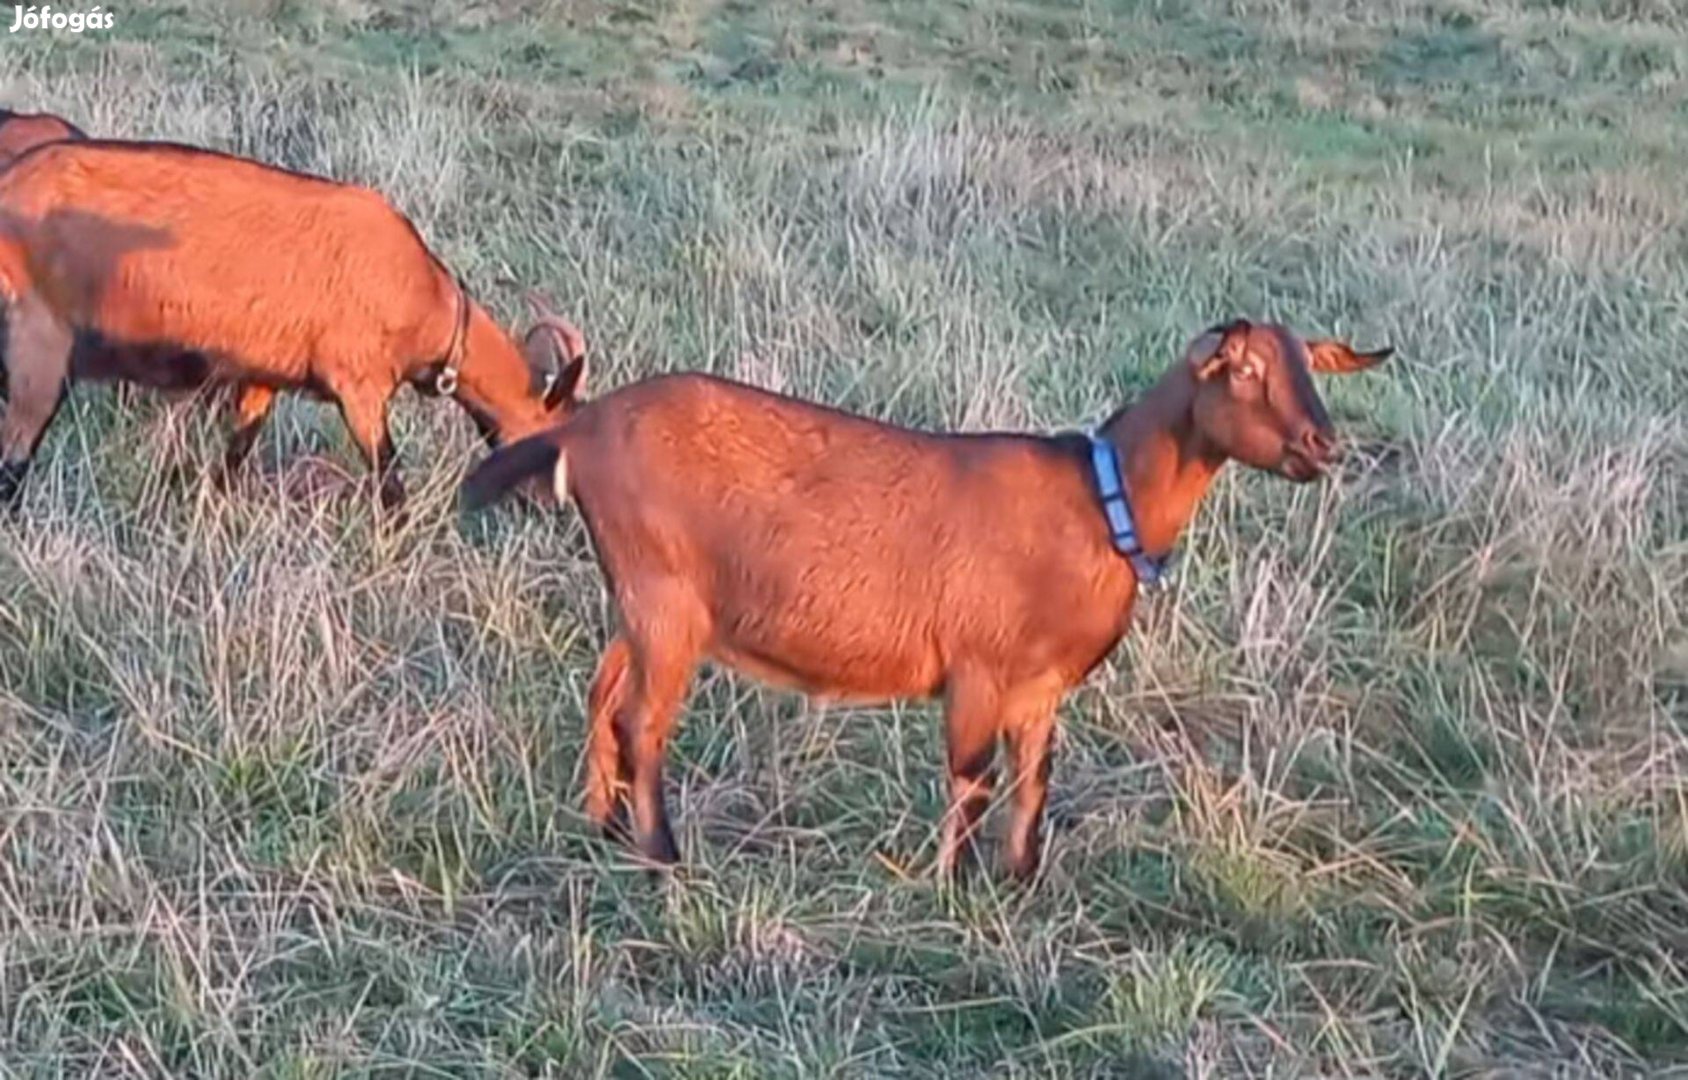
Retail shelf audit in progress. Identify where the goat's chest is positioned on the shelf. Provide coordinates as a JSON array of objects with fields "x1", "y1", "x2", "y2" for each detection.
[{"x1": 932, "y1": 547, "x2": 1137, "y2": 681}]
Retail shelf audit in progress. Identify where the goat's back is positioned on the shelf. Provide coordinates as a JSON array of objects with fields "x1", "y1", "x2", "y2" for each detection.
[{"x1": 559, "y1": 373, "x2": 1138, "y2": 700}]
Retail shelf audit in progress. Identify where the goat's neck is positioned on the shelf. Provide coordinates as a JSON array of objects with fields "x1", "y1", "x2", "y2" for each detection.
[
  {"x1": 458, "y1": 306, "x2": 551, "y2": 441},
  {"x1": 1095, "y1": 366, "x2": 1225, "y2": 558}
]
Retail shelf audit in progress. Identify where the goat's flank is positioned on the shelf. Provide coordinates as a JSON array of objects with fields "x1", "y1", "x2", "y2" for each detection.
[
  {"x1": 462, "y1": 319, "x2": 1389, "y2": 881},
  {"x1": 0, "y1": 139, "x2": 587, "y2": 508}
]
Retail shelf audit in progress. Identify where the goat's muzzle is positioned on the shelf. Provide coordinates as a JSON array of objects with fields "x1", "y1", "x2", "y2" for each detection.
[{"x1": 1283, "y1": 427, "x2": 1340, "y2": 482}]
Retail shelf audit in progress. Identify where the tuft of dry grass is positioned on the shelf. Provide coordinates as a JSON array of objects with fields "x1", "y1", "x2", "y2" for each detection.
[{"x1": 2, "y1": 0, "x2": 1687, "y2": 1075}]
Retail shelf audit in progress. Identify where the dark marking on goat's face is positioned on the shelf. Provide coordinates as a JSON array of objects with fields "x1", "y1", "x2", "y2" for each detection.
[{"x1": 1188, "y1": 320, "x2": 1389, "y2": 483}]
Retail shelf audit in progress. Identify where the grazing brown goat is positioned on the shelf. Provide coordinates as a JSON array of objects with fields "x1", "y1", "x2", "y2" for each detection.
[
  {"x1": 0, "y1": 139, "x2": 587, "y2": 507},
  {"x1": 0, "y1": 109, "x2": 85, "y2": 170},
  {"x1": 461, "y1": 319, "x2": 1389, "y2": 881}
]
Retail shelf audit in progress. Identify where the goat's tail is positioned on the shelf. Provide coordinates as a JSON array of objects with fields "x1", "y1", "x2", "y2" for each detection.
[{"x1": 460, "y1": 426, "x2": 567, "y2": 512}]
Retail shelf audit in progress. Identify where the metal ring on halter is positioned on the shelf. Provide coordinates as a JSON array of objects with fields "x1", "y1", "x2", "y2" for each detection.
[{"x1": 435, "y1": 366, "x2": 459, "y2": 397}]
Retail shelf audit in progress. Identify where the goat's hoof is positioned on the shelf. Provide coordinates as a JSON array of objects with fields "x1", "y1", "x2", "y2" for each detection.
[
  {"x1": 1003, "y1": 857, "x2": 1043, "y2": 887},
  {"x1": 593, "y1": 808, "x2": 634, "y2": 849},
  {"x1": 640, "y1": 826, "x2": 681, "y2": 867},
  {"x1": 936, "y1": 843, "x2": 984, "y2": 885},
  {"x1": 374, "y1": 502, "x2": 411, "y2": 532}
]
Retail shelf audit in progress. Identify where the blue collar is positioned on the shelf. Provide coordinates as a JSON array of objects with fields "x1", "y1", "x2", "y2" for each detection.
[{"x1": 1087, "y1": 432, "x2": 1173, "y2": 590}]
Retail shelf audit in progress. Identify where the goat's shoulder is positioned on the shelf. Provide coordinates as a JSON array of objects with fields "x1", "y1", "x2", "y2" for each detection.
[{"x1": 941, "y1": 428, "x2": 1088, "y2": 474}]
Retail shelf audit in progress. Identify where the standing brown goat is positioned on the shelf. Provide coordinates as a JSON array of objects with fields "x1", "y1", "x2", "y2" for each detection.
[
  {"x1": 461, "y1": 319, "x2": 1389, "y2": 882},
  {"x1": 0, "y1": 139, "x2": 587, "y2": 507},
  {"x1": 0, "y1": 109, "x2": 85, "y2": 170}
]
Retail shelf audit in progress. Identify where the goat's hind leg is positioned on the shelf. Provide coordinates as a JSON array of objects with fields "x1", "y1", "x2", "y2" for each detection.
[
  {"x1": 613, "y1": 585, "x2": 706, "y2": 866},
  {"x1": 0, "y1": 294, "x2": 72, "y2": 508}
]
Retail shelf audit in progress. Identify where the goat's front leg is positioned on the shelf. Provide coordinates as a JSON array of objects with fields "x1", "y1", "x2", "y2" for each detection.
[
  {"x1": 938, "y1": 674, "x2": 1002, "y2": 879},
  {"x1": 1001, "y1": 683, "x2": 1063, "y2": 883},
  {"x1": 216, "y1": 382, "x2": 277, "y2": 487},
  {"x1": 0, "y1": 295, "x2": 72, "y2": 508},
  {"x1": 334, "y1": 383, "x2": 403, "y2": 510}
]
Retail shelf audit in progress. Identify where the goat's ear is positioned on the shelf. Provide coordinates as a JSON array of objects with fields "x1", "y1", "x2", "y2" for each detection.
[
  {"x1": 1187, "y1": 319, "x2": 1250, "y2": 381},
  {"x1": 1306, "y1": 339, "x2": 1392, "y2": 374},
  {"x1": 524, "y1": 291, "x2": 588, "y2": 408},
  {"x1": 547, "y1": 349, "x2": 586, "y2": 410},
  {"x1": 522, "y1": 325, "x2": 556, "y2": 375}
]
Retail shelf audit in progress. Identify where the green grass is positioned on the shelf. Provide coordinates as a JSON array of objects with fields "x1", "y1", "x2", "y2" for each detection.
[{"x1": 2, "y1": 0, "x2": 1687, "y2": 1074}]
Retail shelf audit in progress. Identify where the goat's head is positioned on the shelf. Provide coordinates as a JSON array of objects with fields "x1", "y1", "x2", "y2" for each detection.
[
  {"x1": 1186, "y1": 319, "x2": 1389, "y2": 482},
  {"x1": 0, "y1": 109, "x2": 87, "y2": 170},
  {"x1": 519, "y1": 292, "x2": 588, "y2": 418}
]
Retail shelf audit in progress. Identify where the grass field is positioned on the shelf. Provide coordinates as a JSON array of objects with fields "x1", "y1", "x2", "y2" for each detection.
[{"x1": 2, "y1": 0, "x2": 1687, "y2": 1075}]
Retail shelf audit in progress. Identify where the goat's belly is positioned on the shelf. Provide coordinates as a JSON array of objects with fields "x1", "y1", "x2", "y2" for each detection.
[
  {"x1": 70, "y1": 330, "x2": 227, "y2": 389},
  {"x1": 710, "y1": 618, "x2": 943, "y2": 704}
]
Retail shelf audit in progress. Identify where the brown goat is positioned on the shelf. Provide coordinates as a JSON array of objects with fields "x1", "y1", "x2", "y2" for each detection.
[
  {"x1": 0, "y1": 139, "x2": 587, "y2": 508},
  {"x1": 0, "y1": 109, "x2": 85, "y2": 170},
  {"x1": 461, "y1": 319, "x2": 1389, "y2": 881}
]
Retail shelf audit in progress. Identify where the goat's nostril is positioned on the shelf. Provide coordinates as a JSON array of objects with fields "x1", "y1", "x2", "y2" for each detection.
[{"x1": 1301, "y1": 428, "x2": 1335, "y2": 459}]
